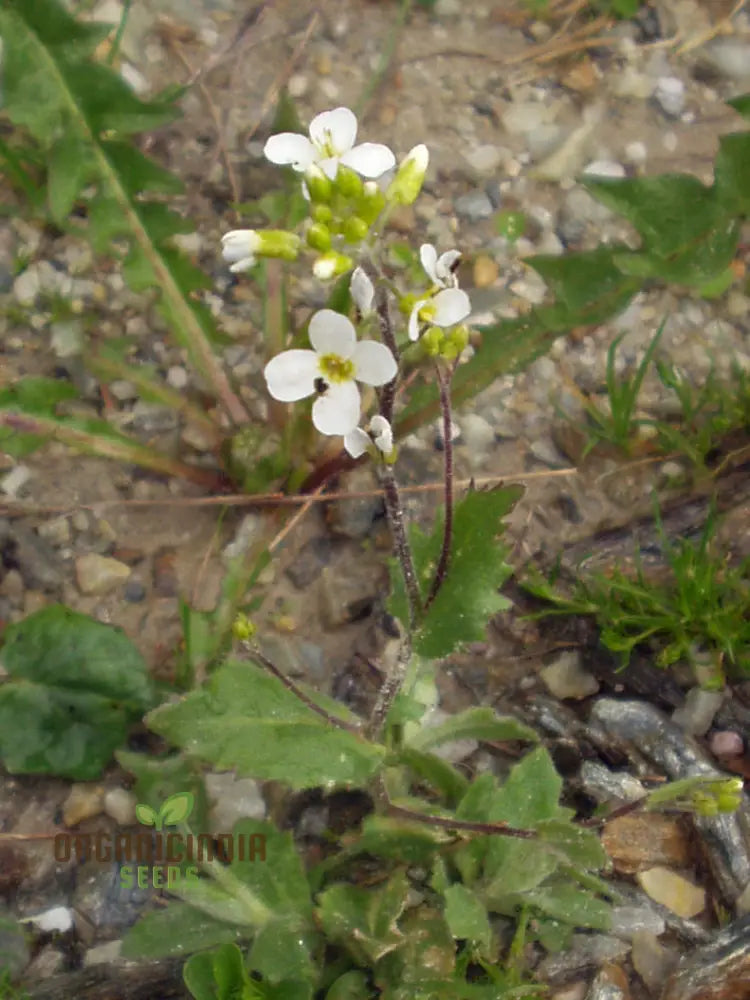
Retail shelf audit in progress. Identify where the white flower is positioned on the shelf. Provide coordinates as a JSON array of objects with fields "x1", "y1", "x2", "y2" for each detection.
[
  {"x1": 221, "y1": 230, "x2": 260, "y2": 273},
  {"x1": 350, "y1": 267, "x2": 375, "y2": 315},
  {"x1": 420, "y1": 243, "x2": 461, "y2": 288},
  {"x1": 264, "y1": 107, "x2": 395, "y2": 181},
  {"x1": 344, "y1": 415, "x2": 394, "y2": 459},
  {"x1": 264, "y1": 309, "x2": 397, "y2": 436},
  {"x1": 408, "y1": 287, "x2": 471, "y2": 342}
]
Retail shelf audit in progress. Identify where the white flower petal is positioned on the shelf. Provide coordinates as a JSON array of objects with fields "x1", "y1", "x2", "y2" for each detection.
[
  {"x1": 221, "y1": 230, "x2": 259, "y2": 264},
  {"x1": 264, "y1": 133, "x2": 317, "y2": 171},
  {"x1": 432, "y1": 288, "x2": 471, "y2": 327},
  {"x1": 436, "y1": 250, "x2": 461, "y2": 285},
  {"x1": 351, "y1": 340, "x2": 397, "y2": 386},
  {"x1": 420, "y1": 243, "x2": 439, "y2": 283},
  {"x1": 309, "y1": 107, "x2": 357, "y2": 155},
  {"x1": 408, "y1": 299, "x2": 428, "y2": 341},
  {"x1": 264, "y1": 350, "x2": 318, "y2": 402},
  {"x1": 228, "y1": 257, "x2": 256, "y2": 273},
  {"x1": 340, "y1": 143, "x2": 396, "y2": 178},
  {"x1": 369, "y1": 415, "x2": 393, "y2": 453},
  {"x1": 344, "y1": 427, "x2": 371, "y2": 458},
  {"x1": 308, "y1": 309, "x2": 357, "y2": 358},
  {"x1": 350, "y1": 267, "x2": 375, "y2": 315},
  {"x1": 313, "y1": 381, "x2": 360, "y2": 435},
  {"x1": 317, "y1": 156, "x2": 341, "y2": 180}
]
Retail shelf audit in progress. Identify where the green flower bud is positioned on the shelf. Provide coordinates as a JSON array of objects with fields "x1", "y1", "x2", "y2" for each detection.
[
  {"x1": 386, "y1": 144, "x2": 429, "y2": 205},
  {"x1": 313, "y1": 251, "x2": 353, "y2": 280},
  {"x1": 306, "y1": 222, "x2": 332, "y2": 252},
  {"x1": 357, "y1": 181, "x2": 386, "y2": 224},
  {"x1": 421, "y1": 326, "x2": 443, "y2": 357},
  {"x1": 334, "y1": 166, "x2": 363, "y2": 199},
  {"x1": 311, "y1": 203, "x2": 334, "y2": 225},
  {"x1": 342, "y1": 216, "x2": 369, "y2": 244},
  {"x1": 716, "y1": 792, "x2": 742, "y2": 813},
  {"x1": 255, "y1": 229, "x2": 302, "y2": 261},
  {"x1": 443, "y1": 324, "x2": 470, "y2": 358},
  {"x1": 232, "y1": 613, "x2": 256, "y2": 641},
  {"x1": 305, "y1": 165, "x2": 333, "y2": 203}
]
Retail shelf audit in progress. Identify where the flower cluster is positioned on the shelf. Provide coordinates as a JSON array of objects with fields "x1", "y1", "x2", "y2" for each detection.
[{"x1": 221, "y1": 106, "x2": 473, "y2": 458}]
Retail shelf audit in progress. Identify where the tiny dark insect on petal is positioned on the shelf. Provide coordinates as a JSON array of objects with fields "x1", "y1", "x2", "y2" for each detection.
[{"x1": 314, "y1": 377, "x2": 329, "y2": 394}]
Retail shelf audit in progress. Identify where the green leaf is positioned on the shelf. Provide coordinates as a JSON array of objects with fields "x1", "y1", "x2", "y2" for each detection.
[
  {"x1": 0, "y1": 377, "x2": 79, "y2": 457},
  {"x1": 374, "y1": 907, "x2": 455, "y2": 990},
  {"x1": 528, "y1": 246, "x2": 632, "y2": 311},
  {"x1": 0, "y1": 605, "x2": 154, "y2": 778},
  {"x1": 535, "y1": 820, "x2": 608, "y2": 870},
  {"x1": 183, "y1": 943, "x2": 252, "y2": 1000},
  {"x1": 122, "y1": 903, "x2": 242, "y2": 959},
  {"x1": 727, "y1": 93, "x2": 750, "y2": 120},
  {"x1": 522, "y1": 881, "x2": 612, "y2": 931},
  {"x1": 47, "y1": 132, "x2": 93, "y2": 222},
  {"x1": 582, "y1": 174, "x2": 719, "y2": 258},
  {"x1": 249, "y1": 919, "x2": 319, "y2": 983},
  {"x1": 443, "y1": 884, "x2": 492, "y2": 953},
  {"x1": 159, "y1": 790, "x2": 195, "y2": 828},
  {"x1": 390, "y1": 487, "x2": 521, "y2": 658},
  {"x1": 714, "y1": 131, "x2": 750, "y2": 214},
  {"x1": 135, "y1": 803, "x2": 158, "y2": 827},
  {"x1": 146, "y1": 660, "x2": 385, "y2": 790},
  {"x1": 342, "y1": 814, "x2": 447, "y2": 865},
  {"x1": 316, "y1": 872, "x2": 409, "y2": 966},
  {"x1": 325, "y1": 971, "x2": 371, "y2": 1000},
  {"x1": 406, "y1": 707, "x2": 538, "y2": 754},
  {"x1": 399, "y1": 748, "x2": 469, "y2": 805}
]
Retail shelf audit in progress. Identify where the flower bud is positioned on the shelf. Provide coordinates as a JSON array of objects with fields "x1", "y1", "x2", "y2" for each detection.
[
  {"x1": 311, "y1": 203, "x2": 334, "y2": 226},
  {"x1": 386, "y1": 144, "x2": 429, "y2": 205},
  {"x1": 313, "y1": 251, "x2": 354, "y2": 280},
  {"x1": 357, "y1": 181, "x2": 386, "y2": 224},
  {"x1": 232, "y1": 613, "x2": 257, "y2": 641},
  {"x1": 350, "y1": 267, "x2": 375, "y2": 315},
  {"x1": 305, "y1": 164, "x2": 333, "y2": 203},
  {"x1": 255, "y1": 229, "x2": 302, "y2": 261},
  {"x1": 334, "y1": 165, "x2": 364, "y2": 199},
  {"x1": 421, "y1": 326, "x2": 443, "y2": 357},
  {"x1": 306, "y1": 222, "x2": 332, "y2": 253},
  {"x1": 342, "y1": 216, "x2": 369, "y2": 244}
]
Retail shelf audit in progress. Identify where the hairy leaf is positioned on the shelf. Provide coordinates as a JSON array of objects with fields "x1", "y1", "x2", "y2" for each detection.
[
  {"x1": 146, "y1": 660, "x2": 385, "y2": 789},
  {"x1": 0, "y1": 605, "x2": 154, "y2": 778}
]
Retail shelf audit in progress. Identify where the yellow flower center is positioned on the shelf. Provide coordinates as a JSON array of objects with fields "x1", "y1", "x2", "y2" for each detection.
[{"x1": 319, "y1": 353, "x2": 355, "y2": 384}]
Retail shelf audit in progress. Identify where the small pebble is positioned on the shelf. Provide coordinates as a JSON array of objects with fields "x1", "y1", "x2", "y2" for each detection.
[
  {"x1": 75, "y1": 554, "x2": 131, "y2": 595},
  {"x1": 541, "y1": 650, "x2": 599, "y2": 700},
  {"x1": 103, "y1": 788, "x2": 138, "y2": 826},
  {"x1": 637, "y1": 866, "x2": 705, "y2": 918},
  {"x1": 0, "y1": 465, "x2": 32, "y2": 498},
  {"x1": 454, "y1": 190, "x2": 494, "y2": 221},
  {"x1": 123, "y1": 579, "x2": 146, "y2": 603},
  {"x1": 654, "y1": 76, "x2": 686, "y2": 118},
  {"x1": 62, "y1": 784, "x2": 104, "y2": 827},
  {"x1": 709, "y1": 730, "x2": 745, "y2": 758},
  {"x1": 22, "y1": 906, "x2": 74, "y2": 934}
]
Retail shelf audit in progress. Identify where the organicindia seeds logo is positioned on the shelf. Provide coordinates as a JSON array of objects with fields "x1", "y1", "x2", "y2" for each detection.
[{"x1": 53, "y1": 791, "x2": 267, "y2": 889}]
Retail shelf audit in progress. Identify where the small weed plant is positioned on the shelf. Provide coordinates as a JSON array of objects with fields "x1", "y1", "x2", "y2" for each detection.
[
  {"x1": 0, "y1": 1, "x2": 749, "y2": 997},
  {"x1": 526, "y1": 504, "x2": 750, "y2": 686}
]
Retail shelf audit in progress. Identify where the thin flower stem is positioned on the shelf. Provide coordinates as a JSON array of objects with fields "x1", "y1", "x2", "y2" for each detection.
[
  {"x1": 248, "y1": 644, "x2": 362, "y2": 733},
  {"x1": 425, "y1": 364, "x2": 454, "y2": 609},
  {"x1": 382, "y1": 467, "x2": 422, "y2": 631}
]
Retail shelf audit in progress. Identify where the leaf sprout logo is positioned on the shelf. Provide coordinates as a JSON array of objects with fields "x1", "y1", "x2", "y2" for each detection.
[
  {"x1": 135, "y1": 791, "x2": 194, "y2": 832},
  {"x1": 53, "y1": 789, "x2": 267, "y2": 891}
]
